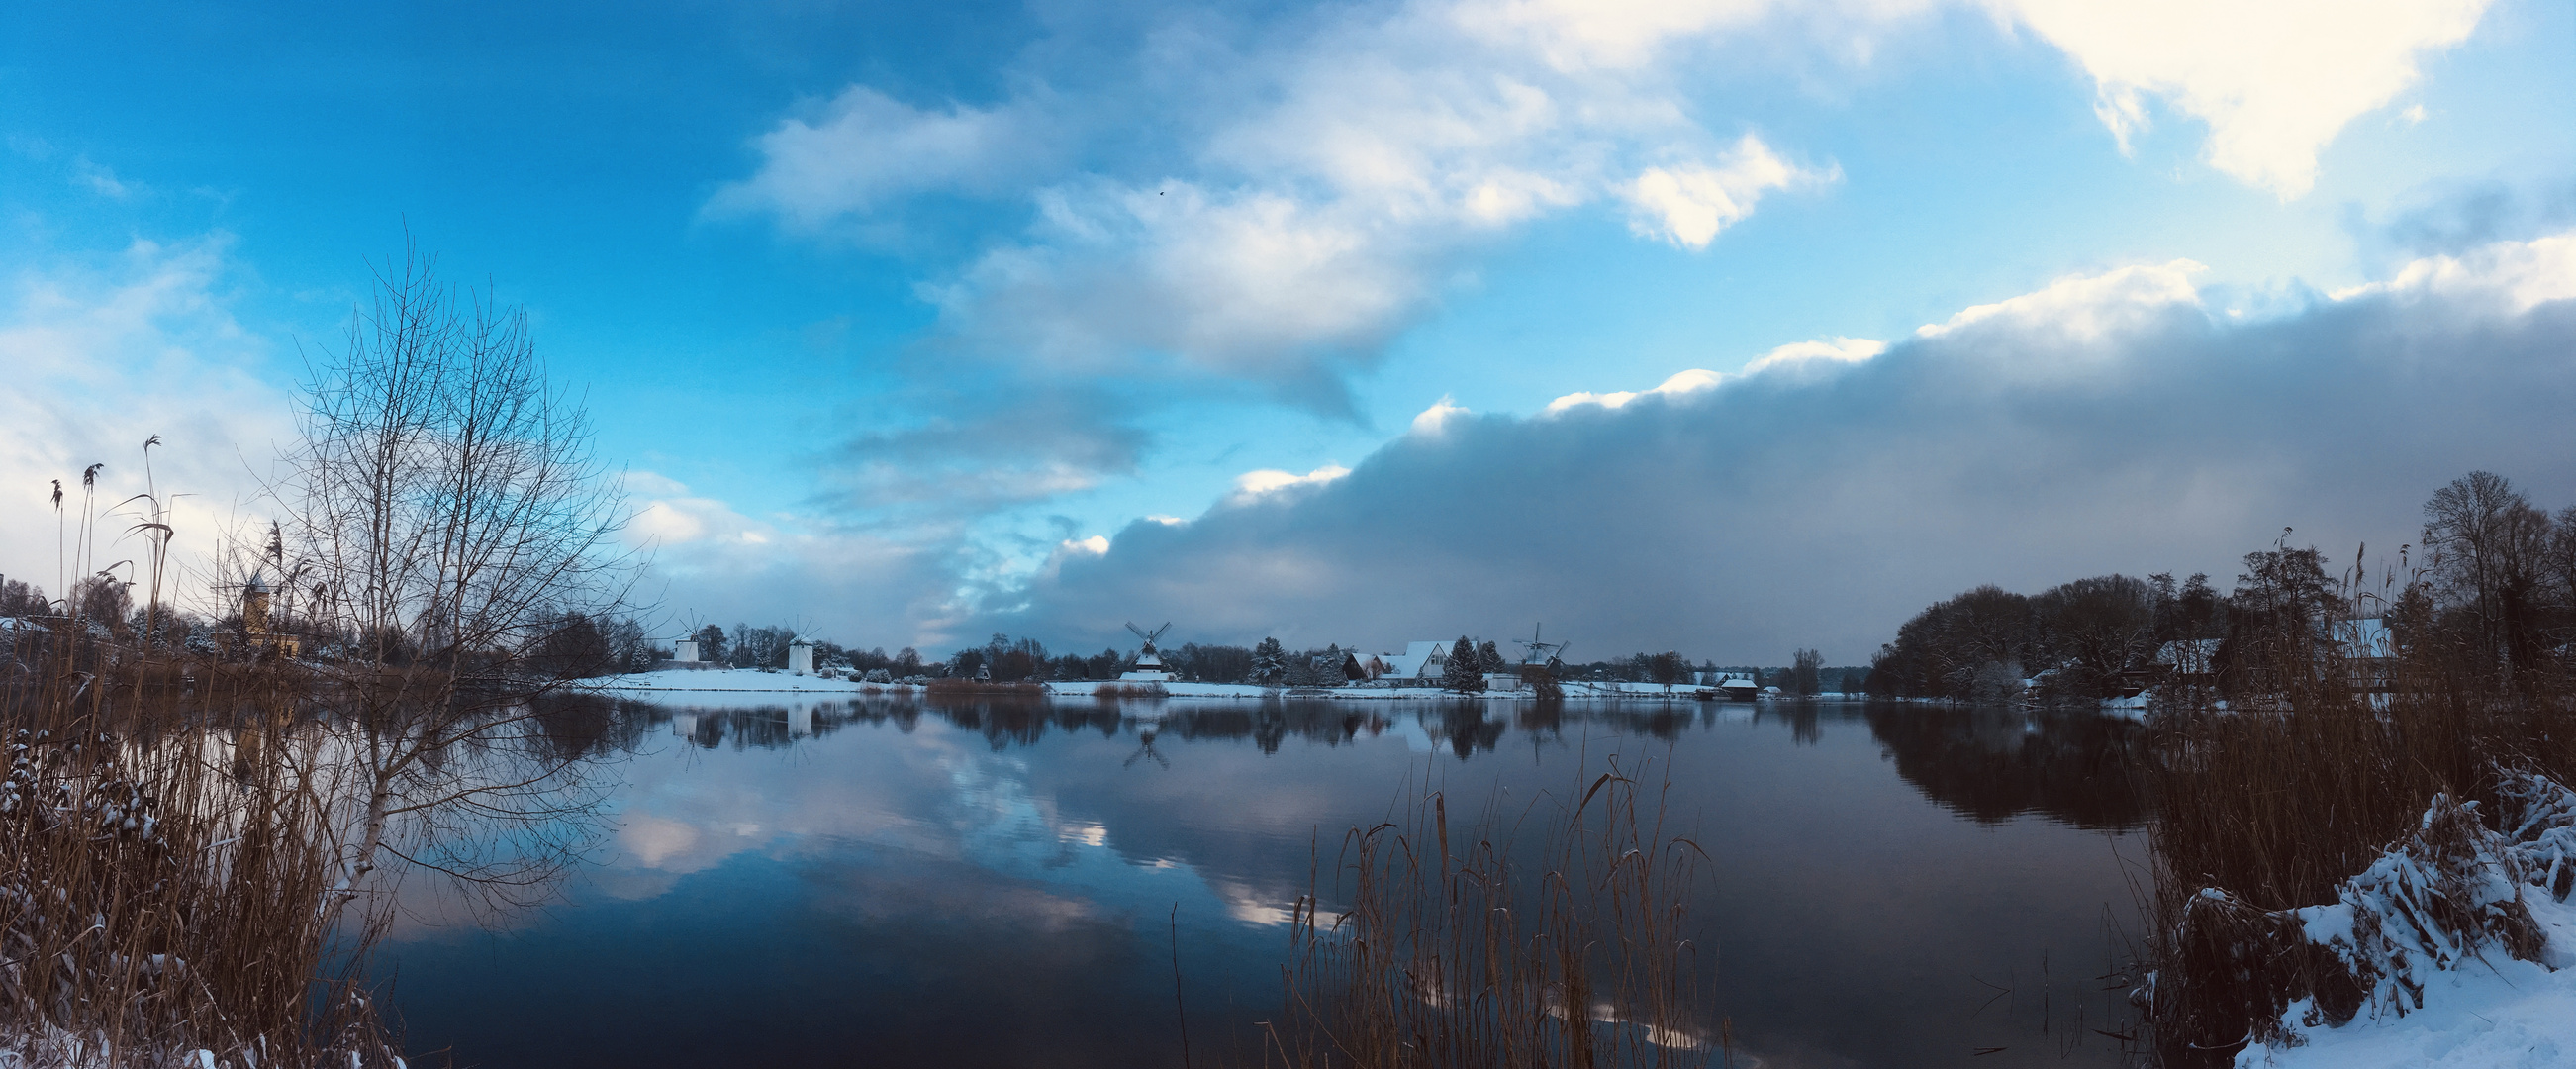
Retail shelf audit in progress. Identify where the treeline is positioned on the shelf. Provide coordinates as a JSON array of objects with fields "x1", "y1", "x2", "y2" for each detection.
[
  {"x1": 0, "y1": 574, "x2": 658, "y2": 680},
  {"x1": 659, "y1": 616, "x2": 1875, "y2": 693},
  {"x1": 1868, "y1": 470, "x2": 2576, "y2": 701}
]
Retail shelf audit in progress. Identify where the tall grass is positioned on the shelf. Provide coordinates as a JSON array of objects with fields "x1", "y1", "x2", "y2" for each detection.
[
  {"x1": 2142, "y1": 551, "x2": 2576, "y2": 1063},
  {"x1": 1, "y1": 631, "x2": 401, "y2": 1066},
  {"x1": 1263, "y1": 752, "x2": 1716, "y2": 1069}
]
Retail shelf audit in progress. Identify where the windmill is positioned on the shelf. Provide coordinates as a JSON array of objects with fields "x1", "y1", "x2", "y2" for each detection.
[
  {"x1": 1121, "y1": 622, "x2": 1176, "y2": 682},
  {"x1": 1514, "y1": 623, "x2": 1570, "y2": 672}
]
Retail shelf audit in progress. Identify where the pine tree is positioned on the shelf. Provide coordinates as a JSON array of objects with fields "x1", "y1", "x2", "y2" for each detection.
[
  {"x1": 1442, "y1": 634, "x2": 1484, "y2": 692},
  {"x1": 1477, "y1": 639, "x2": 1506, "y2": 673},
  {"x1": 1251, "y1": 636, "x2": 1288, "y2": 685}
]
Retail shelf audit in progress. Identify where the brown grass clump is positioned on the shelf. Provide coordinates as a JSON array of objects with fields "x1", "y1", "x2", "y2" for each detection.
[
  {"x1": 1095, "y1": 682, "x2": 1170, "y2": 700},
  {"x1": 1262, "y1": 751, "x2": 1715, "y2": 1069}
]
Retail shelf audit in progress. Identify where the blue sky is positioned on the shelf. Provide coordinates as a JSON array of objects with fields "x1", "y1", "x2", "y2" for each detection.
[{"x1": 5, "y1": 0, "x2": 2573, "y2": 661}]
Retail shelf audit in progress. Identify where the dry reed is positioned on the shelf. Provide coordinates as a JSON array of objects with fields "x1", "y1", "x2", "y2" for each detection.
[
  {"x1": 2, "y1": 631, "x2": 401, "y2": 1066},
  {"x1": 2142, "y1": 551, "x2": 2576, "y2": 1064},
  {"x1": 1263, "y1": 750, "x2": 1716, "y2": 1069}
]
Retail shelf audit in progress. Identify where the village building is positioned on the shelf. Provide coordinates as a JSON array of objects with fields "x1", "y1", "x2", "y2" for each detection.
[
  {"x1": 239, "y1": 573, "x2": 302, "y2": 658},
  {"x1": 1366, "y1": 640, "x2": 1452, "y2": 682},
  {"x1": 1120, "y1": 622, "x2": 1176, "y2": 682}
]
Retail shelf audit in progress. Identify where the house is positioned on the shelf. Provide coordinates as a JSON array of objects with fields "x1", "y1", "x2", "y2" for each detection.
[
  {"x1": 2330, "y1": 617, "x2": 2396, "y2": 693},
  {"x1": 1368, "y1": 641, "x2": 1453, "y2": 682},
  {"x1": 2151, "y1": 638, "x2": 2223, "y2": 689},
  {"x1": 239, "y1": 573, "x2": 302, "y2": 658}
]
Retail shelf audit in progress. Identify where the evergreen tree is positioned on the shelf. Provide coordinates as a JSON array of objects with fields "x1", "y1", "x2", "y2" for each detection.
[
  {"x1": 1250, "y1": 636, "x2": 1288, "y2": 685},
  {"x1": 1477, "y1": 639, "x2": 1506, "y2": 673},
  {"x1": 1442, "y1": 635, "x2": 1484, "y2": 692}
]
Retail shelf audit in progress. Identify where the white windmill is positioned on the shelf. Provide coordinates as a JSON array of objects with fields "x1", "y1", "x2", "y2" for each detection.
[{"x1": 1120, "y1": 622, "x2": 1176, "y2": 682}]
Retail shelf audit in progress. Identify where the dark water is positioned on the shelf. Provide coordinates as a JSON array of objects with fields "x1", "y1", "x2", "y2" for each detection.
[{"x1": 380, "y1": 698, "x2": 2150, "y2": 1068}]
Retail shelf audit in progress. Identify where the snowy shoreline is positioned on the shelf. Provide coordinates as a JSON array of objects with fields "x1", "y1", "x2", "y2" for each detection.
[{"x1": 577, "y1": 668, "x2": 1805, "y2": 703}]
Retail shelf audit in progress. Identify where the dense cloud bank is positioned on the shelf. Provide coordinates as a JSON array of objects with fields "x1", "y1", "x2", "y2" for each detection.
[{"x1": 991, "y1": 238, "x2": 2576, "y2": 663}]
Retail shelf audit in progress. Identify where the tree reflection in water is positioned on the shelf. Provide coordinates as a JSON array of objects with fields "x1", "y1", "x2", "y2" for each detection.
[{"x1": 1864, "y1": 702, "x2": 2149, "y2": 829}]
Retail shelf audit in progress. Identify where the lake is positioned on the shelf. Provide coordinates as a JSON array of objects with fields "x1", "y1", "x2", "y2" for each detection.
[{"x1": 377, "y1": 696, "x2": 2150, "y2": 1068}]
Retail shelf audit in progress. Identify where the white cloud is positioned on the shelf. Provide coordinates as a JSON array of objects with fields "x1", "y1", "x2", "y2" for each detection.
[
  {"x1": 1994, "y1": 0, "x2": 2490, "y2": 198},
  {"x1": 1227, "y1": 463, "x2": 1351, "y2": 505},
  {"x1": 1411, "y1": 396, "x2": 1472, "y2": 434},
  {"x1": 70, "y1": 156, "x2": 133, "y2": 199},
  {"x1": 1543, "y1": 339, "x2": 1878, "y2": 417},
  {"x1": 622, "y1": 471, "x2": 966, "y2": 646},
  {"x1": 708, "y1": 87, "x2": 1046, "y2": 228},
  {"x1": 1623, "y1": 136, "x2": 1828, "y2": 248},
  {"x1": 1449, "y1": 0, "x2": 1942, "y2": 71},
  {"x1": 1546, "y1": 367, "x2": 1727, "y2": 413},
  {"x1": 2330, "y1": 230, "x2": 2576, "y2": 313},
  {"x1": 0, "y1": 238, "x2": 292, "y2": 612},
  {"x1": 1917, "y1": 259, "x2": 2205, "y2": 340},
  {"x1": 1742, "y1": 335, "x2": 1887, "y2": 374},
  {"x1": 724, "y1": 0, "x2": 1839, "y2": 388}
]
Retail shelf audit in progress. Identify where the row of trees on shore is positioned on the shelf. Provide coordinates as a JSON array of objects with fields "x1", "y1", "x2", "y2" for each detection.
[
  {"x1": 648, "y1": 621, "x2": 1868, "y2": 693},
  {"x1": 1867, "y1": 470, "x2": 2576, "y2": 702}
]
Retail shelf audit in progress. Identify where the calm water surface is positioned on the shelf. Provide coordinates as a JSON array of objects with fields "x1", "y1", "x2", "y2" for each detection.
[{"x1": 380, "y1": 697, "x2": 2149, "y2": 1068}]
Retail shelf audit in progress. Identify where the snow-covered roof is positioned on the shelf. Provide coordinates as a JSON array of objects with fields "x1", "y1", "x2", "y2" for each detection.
[
  {"x1": 2154, "y1": 638, "x2": 2223, "y2": 667},
  {"x1": 1374, "y1": 641, "x2": 1455, "y2": 678},
  {"x1": 0, "y1": 617, "x2": 47, "y2": 633}
]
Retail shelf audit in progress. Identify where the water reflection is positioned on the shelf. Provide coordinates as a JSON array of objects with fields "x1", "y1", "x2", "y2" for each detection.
[
  {"x1": 1865, "y1": 704, "x2": 2149, "y2": 830},
  {"x1": 381, "y1": 696, "x2": 2148, "y2": 1068}
]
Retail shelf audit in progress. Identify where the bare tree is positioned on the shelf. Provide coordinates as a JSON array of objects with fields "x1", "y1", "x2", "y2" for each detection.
[
  {"x1": 276, "y1": 243, "x2": 642, "y2": 923},
  {"x1": 2422, "y1": 471, "x2": 2553, "y2": 676},
  {"x1": 1789, "y1": 647, "x2": 1823, "y2": 695}
]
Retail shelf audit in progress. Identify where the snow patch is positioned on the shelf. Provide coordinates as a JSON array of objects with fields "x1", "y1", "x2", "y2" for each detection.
[{"x1": 2236, "y1": 771, "x2": 2576, "y2": 1068}]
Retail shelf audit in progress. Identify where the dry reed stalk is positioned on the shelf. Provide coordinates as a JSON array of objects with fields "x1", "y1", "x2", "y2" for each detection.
[
  {"x1": 2, "y1": 632, "x2": 402, "y2": 1068},
  {"x1": 1264, "y1": 750, "x2": 1714, "y2": 1069},
  {"x1": 2142, "y1": 549, "x2": 2575, "y2": 1064}
]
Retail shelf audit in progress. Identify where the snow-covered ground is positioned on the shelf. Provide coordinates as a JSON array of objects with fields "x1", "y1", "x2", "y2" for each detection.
[
  {"x1": 2237, "y1": 776, "x2": 2576, "y2": 1068},
  {"x1": 579, "y1": 669, "x2": 1765, "y2": 703},
  {"x1": 583, "y1": 668, "x2": 873, "y2": 694},
  {"x1": 2245, "y1": 895, "x2": 2576, "y2": 1068}
]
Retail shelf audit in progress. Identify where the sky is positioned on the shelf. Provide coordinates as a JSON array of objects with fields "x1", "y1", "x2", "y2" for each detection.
[{"x1": 3, "y1": 0, "x2": 2573, "y2": 663}]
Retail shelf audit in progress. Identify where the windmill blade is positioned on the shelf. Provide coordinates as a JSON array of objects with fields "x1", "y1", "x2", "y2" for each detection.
[
  {"x1": 1126, "y1": 622, "x2": 1149, "y2": 640},
  {"x1": 1150, "y1": 622, "x2": 1172, "y2": 642}
]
